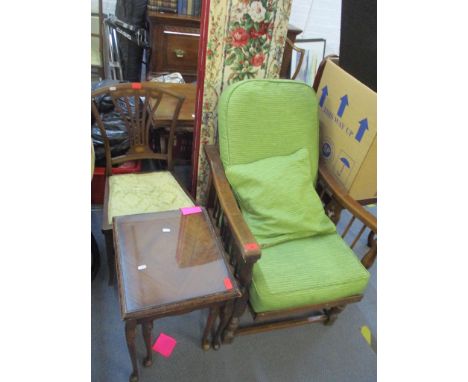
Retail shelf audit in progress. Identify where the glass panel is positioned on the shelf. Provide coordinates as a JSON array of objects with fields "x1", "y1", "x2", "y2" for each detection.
[
  {"x1": 114, "y1": 209, "x2": 237, "y2": 316},
  {"x1": 91, "y1": 36, "x2": 101, "y2": 66},
  {"x1": 91, "y1": 15, "x2": 100, "y2": 35},
  {"x1": 91, "y1": 0, "x2": 99, "y2": 14}
]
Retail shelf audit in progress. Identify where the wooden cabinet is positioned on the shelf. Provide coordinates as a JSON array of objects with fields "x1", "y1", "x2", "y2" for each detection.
[
  {"x1": 147, "y1": 11, "x2": 302, "y2": 82},
  {"x1": 147, "y1": 12, "x2": 200, "y2": 82}
]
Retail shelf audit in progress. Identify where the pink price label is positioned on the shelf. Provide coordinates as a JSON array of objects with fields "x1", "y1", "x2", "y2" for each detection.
[
  {"x1": 244, "y1": 243, "x2": 260, "y2": 251},
  {"x1": 224, "y1": 277, "x2": 233, "y2": 290},
  {"x1": 180, "y1": 206, "x2": 202, "y2": 215},
  {"x1": 152, "y1": 333, "x2": 177, "y2": 358},
  {"x1": 131, "y1": 83, "x2": 142, "y2": 89}
]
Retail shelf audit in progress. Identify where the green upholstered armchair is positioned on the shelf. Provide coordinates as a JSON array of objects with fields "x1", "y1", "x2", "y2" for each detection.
[
  {"x1": 204, "y1": 78, "x2": 376, "y2": 347},
  {"x1": 91, "y1": 82, "x2": 194, "y2": 284}
]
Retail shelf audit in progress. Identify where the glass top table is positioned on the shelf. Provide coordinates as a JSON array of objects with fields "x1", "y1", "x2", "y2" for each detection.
[{"x1": 113, "y1": 207, "x2": 240, "y2": 382}]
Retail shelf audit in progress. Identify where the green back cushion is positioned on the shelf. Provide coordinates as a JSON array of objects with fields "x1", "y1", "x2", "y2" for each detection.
[
  {"x1": 218, "y1": 79, "x2": 320, "y2": 182},
  {"x1": 225, "y1": 148, "x2": 336, "y2": 248}
]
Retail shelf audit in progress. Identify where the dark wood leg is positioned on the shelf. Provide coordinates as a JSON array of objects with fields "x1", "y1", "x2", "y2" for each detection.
[
  {"x1": 213, "y1": 301, "x2": 234, "y2": 350},
  {"x1": 222, "y1": 292, "x2": 250, "y2": 344},
  {"x1": 367, "y1": 231, "x2": 376, "y2": 247},
  {"x1": 324, "y1": 306, "x2": 346, "y2": 326},
  {"x1": 202, "y1": 306, "x2": 219, "y2": 351},
  {"x1": 103, "y1": 230, "x2": 115, "y2": 286},
  {"x1": 142, "y1": 321, "x2": 153, "y2": 367},
  {"x1": 125, "y1": 320, "x2": 139, "y2": 382}
]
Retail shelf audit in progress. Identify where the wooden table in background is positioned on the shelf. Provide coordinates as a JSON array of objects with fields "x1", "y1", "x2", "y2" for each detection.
[{"x1": 153, "y1": 82, "x2": 196, "y2": 130}]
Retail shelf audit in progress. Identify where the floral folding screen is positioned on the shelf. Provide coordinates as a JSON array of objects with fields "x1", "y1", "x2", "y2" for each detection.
[{"x1": 196, "y1": 0, "x2": 292, "y2": 203}]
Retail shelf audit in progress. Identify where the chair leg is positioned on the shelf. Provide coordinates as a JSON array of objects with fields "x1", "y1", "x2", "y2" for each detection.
[
  {"x1": 324, "y1": 306, "x2": 346, "y2": 326},
  {"x1": 202, "y1": 306, "x2": 219, "y2": 351},
  {"x1": 222, "y1": 294, "x2": 249, "y2": 344},
  {"x1": 213, "y1": 301, "x2": 233, "y2": 350},
  {"x1": 103, "y1": 229, "x2": 115, "y2": 286}
]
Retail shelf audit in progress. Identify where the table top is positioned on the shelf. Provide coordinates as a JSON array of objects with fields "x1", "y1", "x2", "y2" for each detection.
[
  {"x1": 114, "y1": 208, "x2": 240, "y2": 320},
  {"x1": 153, "y1": 83, "x2": 196, "y2": 126}
]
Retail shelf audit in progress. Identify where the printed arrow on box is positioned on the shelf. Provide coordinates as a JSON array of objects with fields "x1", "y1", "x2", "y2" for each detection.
[
  {"x1": 319, "y1": 85, "x2": 328, "y2": 107},
  {"x1": 337, "y1": 94, "x2": 349, "y2": 118},
  {"x1": 355, "y1": 118, "x2": 369, "y2": 143}
]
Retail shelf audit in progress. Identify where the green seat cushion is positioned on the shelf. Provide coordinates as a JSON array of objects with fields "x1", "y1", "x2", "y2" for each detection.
[
  {"x1": 249, "y1": 233, "x2": 370, "y2": 313},
  {"x1": 225, "y1": 147, "x2": 336, "y2": 248},
  {"x1": 218, "y1": 79, "x2": 320, "y2": 183},
  {"x1": 107, "y1": 172, "x2": 193, "y2": 224}
]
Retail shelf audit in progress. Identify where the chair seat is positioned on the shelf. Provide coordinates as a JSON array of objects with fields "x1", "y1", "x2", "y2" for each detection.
[
  {"x1": 249, "y1": 233, "x2": 370, "y2": 313},
  {"x1": 107, "y1": 172, "x2": 194, "y2": 225}
]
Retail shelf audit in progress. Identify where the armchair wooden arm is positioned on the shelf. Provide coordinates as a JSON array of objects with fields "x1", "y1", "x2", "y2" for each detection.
[
  {"x1": 318, "y1": 164, "x2": 377, "y2": 233},
  {"x1": 204, "y1": 145, "x2": 261, "y2": 263},
  {"x1": 317, "y1": 163, "x2": 377, "y2": 269}
]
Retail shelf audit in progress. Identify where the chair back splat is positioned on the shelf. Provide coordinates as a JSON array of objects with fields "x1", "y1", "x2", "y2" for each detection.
[{"x1": 91, "y1": 82, "x2": 185, "y2": 175}]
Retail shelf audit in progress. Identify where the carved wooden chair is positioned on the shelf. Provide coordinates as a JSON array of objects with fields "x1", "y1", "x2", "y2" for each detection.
[
  {"x1": 91, "y1": 82, "x2": 194, "y2": 285},
  {"x1": 204, "y1": 78, "x2": 377, "y2": 346}
]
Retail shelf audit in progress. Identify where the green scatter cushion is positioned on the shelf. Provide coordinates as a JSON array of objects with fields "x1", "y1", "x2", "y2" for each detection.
[
  {"x1": 218, "y1": 79, "x2": 320, "y2": 182},
  {"x1": 108, "y1": 172, "x2": 193, "y2": 224},
  {"x1": 225, "y1": 147, "x2": 336, "y2": 248},
  {"x1": 249, "y1": 233, "x2": 370, "y2": 313}
]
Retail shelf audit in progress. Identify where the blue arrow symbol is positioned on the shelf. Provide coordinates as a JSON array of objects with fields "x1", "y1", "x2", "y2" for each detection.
[
  {"x1": 319, "y1": 86, "x2": 328, "y2": 107},
  {"x1": 337, "y1": 94, "x2": 349, "y2": 118},
  {"x1": 355, "y1": 118, "x2": 369, "y2": 142}
]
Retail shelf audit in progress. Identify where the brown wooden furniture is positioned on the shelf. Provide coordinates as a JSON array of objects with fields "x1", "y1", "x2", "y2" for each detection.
[
  {"x1": 280, "y1": 24, "x2": 302, "y2": 78},
  {"x1": 147, "y1": 12, "x2": 201, "y2": 82},
  {"x1": 147, "y1": 11, "x2": 302, "y2": 82},
  {"x1": 91, "y1": 82, "x2": 193, "y2": 285},
  {"x1": 114, "y1": 208, "x2": 241, "y2": 382},
  {"x1": 286, "y1": 38, "x2": 306, "y2": 80},
  {"x1": 148, "y1": 82, "x2": 196, "y2": 164},
  {"x1": 151, "y1": 82, "x2": 196, "y2": 130},
  {"x1": 202, "y1": 76, "x2": 377, "y2": 343}
]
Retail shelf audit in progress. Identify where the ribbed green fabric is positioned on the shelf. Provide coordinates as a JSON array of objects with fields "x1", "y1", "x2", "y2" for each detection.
[
  {"x1": 249, "y1": 233, "x2": 370, "y2": 313},
  {"x1": 225, "y1": 148, "x2": 336, "y2": 248},
  {"x1": 218, "y1": 79, "x2": 320, "y2": 183}
]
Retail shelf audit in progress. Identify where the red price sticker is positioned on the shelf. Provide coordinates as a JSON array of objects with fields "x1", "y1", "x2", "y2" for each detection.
[
  {"x1": 244, "y1": 243, "x2": 260, "y2": 251},
  {"x1": 224, "y1": 277, "x2": 233, "y2": 290},
  {"x1": 131, "y1": 83, "x2": 142, "y2": 90}
]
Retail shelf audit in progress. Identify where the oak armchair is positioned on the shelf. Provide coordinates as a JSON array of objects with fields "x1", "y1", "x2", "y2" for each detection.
[{"x1": 204, "y1": 79, "x2": 376, "y2": 346}]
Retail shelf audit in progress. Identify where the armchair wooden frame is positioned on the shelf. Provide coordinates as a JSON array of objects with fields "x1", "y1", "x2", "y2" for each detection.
[
  {"x1": 203, "y1": 59, "x2": 377, "y2": 345},
  {"x1": 91, "y1": 82, "x2": 189, "y2": 285}
]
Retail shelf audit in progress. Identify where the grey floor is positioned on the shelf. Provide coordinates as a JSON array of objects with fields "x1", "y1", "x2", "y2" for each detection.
[{"x1": 92, "y1": 194, "x2": 377, "y2": 382}]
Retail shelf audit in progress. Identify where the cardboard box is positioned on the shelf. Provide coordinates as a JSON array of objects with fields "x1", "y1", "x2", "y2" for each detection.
[{"x1": 317, "y1": 59, "x2": 377, "y2": 201}]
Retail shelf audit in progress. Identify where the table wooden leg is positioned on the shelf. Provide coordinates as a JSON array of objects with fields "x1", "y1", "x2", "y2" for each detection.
[
  {"x1": 125, "y1": 320, "x2": 139, "y2": 382},
  {"x1": 142, "y1": 320, "x2": 154, "y2": 367},
  {"x1": 202, "y1": 306, "x2": 219, "y2": 351},
  {"x1": 104, "y1": 230, "x2": 115, "y2": 286},
  {"x1": 213, "y1": 301, "x2": 233, "y2": 350}
]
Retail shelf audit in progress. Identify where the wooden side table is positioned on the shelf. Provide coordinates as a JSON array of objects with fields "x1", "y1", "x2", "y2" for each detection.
[{"x1": 113, "y1": 208, "x2": 241, "y2": 382}]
